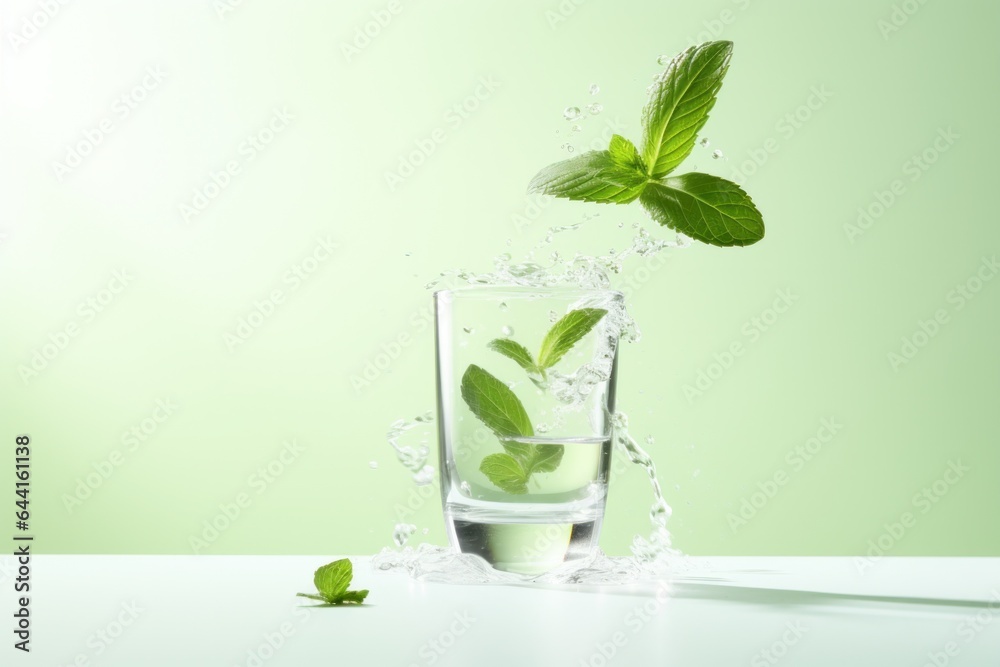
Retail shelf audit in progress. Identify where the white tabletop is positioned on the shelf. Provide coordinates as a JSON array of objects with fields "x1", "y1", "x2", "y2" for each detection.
[{"x1": 4, "y1": 555, "x2": 999, "y2": 666}]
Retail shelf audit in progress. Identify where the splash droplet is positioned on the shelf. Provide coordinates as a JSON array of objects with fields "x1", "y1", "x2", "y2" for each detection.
[
  {"x1": 571, "y1": 124, "x2": 582, "y2": 133},
  {"x1": 589, "y1": 83, "x2": 600, "y2": 95},
  {"x1": 563, "y1": 106, "x2": 581, "y2": 121},
  {"x1": 712, "y1": 149, "x2": 723, "y2": 159},
  {"x1": 369, "y1": 461, "x2": 379, "y2": 469},
  {"x1": 413, "y1": 465, "x2": 434, "y2": 486},
  {"x1": 699, "y1": 137, "x2": 710, "y2": 147},
  {"x1": 499, "y1": 301, "x2": 508, "y2": 312},
  {"x1": 645, "y1": 435, "x2": 655, "y2": 445},
  {"x1": 501, "y1": 325, "x2": 514, "y2": 336},
  {"x1": 587, "y1": 103, "x2": 603, "y2": 115},
  {"x1": 656, "y1": 54, "x2": 672, "y2": 66},
  {"x1": 393, "y1": 523, "x2": 417, "y2": 547},
  {"x1": 463, "y1": 326, "x2": 474, "y2": 334},
  {"x1": 460, "y1": 481, "x2": 471, "y2": 495}
]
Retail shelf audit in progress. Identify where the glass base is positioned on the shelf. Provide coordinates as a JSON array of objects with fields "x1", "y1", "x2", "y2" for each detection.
[{"x1": 444, "y1": 514, "x2": 601, "y2": 575}]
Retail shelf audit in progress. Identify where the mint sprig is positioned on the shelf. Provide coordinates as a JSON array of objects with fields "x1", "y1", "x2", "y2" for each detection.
[
  {"x1": 489, "y1": 308, "x2": 608, "y2": 381},
  {"x1": 296, "y1": 558, "x2": 369, "y2": 605},
  {"x1": 528, "y1": 40, "x2": 764, "y2": 247},
  {"x1": 460, "y1": 365, "x2": 566, "y2": 494}
]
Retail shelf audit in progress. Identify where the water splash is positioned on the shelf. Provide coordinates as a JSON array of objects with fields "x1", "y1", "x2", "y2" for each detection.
[
  {"x1": 393, "y1": 523, "x2": 417, "y2": 547},
  {"x1": 386, "y1": 411, "x2": 435, "y2": 485}
]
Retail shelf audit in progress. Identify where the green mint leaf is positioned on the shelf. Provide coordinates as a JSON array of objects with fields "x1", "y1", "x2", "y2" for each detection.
[
  {"x1": 537, "y1": 308, "x2": 608, "y2": 370},
  {"x1": 527, "y1": 150, "x2": 648, "y2": 204},
  {"x1": 607, "y1": 134, "x2": 645, "y2": 173},
  {"x1": 487, "y1": 339, "x2": 541, "y2": 376},
  {"x1": 640, "y1": 173, "x2": 764, "y2": 247},
  {"x1": 313, "y1": 558, "x2": 353, "y2": 600},
  {"x1": 530, "y1": 444, "x2": 564, "y2": 474},
  {"x1": 461, "y1": 365, "x2": 534, "y2": 438},
  {"x1": 480, "y1": 452, "x2": 530, "y2": 494},
  {"x1": 501, "y1": 440, "x2": 535, "y2": 466},
  {"x1": 641, "y1": 41, "x2": 732, "y2": 179},
  {"x1": 298, "y1": 558, "x2": 369, "y2": 606},
  {"x1": 336, "y1": 590, "x2": 369, "y2": 604}
]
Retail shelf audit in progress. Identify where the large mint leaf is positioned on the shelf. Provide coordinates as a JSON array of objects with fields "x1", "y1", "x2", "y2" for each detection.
[
  {"x1": 640, "y1": 173, "x2": 764, "y2": 247},
  {"x1": 461, "y1": 365, "x2": 534, "y2": 438},
  {"x1": 528, "y1": 150, "x2": 647, "y2": 204},
  {"x1": 537, "y1": 308, "x2": 608, "y2": 370},
  {"x1": 641, "y1": 41, "x2": 732, "y2": 179},
  {"x1": 479, "y1": 453, "x2": 529, "y2": 494}
]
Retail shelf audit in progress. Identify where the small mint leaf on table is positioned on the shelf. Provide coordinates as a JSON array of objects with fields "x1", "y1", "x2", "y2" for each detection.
[
  {"x1": 640, "y1": 174, "x2": 764, "y2": 247},
  {"x1": 537, "y1": 308, "x2": 608, "y2": 370},
  {"x1": 641, "y1": 41, "x2": 732, "y2": 179},
  {"x1": 479, "y1": 452, "x2": 530, "y2": 494},
  {"x1": 297, "y1": 558, "x2": 368, "y2": 605},
  {"x1": 528, "y1": 151, "x2": 648, "y2": 204},
  {"x1": 314, "y1": 558, "x2": 352, "y2": 599},
  {"x1": 336, "y1": 590, "x2": 370, "y2": 604}
]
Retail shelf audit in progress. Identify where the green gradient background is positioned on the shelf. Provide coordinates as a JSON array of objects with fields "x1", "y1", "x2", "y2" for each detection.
[{"x1": 1, "y1": 0, "x2": 997, "y2": 556}]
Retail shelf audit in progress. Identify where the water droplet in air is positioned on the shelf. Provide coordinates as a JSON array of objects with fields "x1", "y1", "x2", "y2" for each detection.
[
  {"x1": 617, "y1": 222, "x2": 624, "y2": 228},
  {"x1": 700, "y1": 137, "x2": 710, "y2": 147},
  {"x1": 369, "y1": 461, "x2": 379, "y2": 469},
  {"x1": 422, "y1": 528, "x2": 429, "y2": 535},
  {"x1": 404, "y1": 251, "x2": 412, "y2": 257},
  {"x1": 692, "y1": 468, "x2": 701, "y2": 478},
  {"x1": 499, "y1": 301, "x2": 508, "y2": 312},
  {"x1": 393, "y1": 523, "x2": 417, "y2": 547},
  {"x1": 587, "y1": 103, "x2": 603, "y2": 115},
  {"x1": 566, "y1": 145, "x2": 575, "y2": 153},
  {"x1": 645, "y1": 435, "x2": 655, "y2": 445},
  {"x1": 460, "y1": 481, "x2": 471, "y2": 495},
  {"x1": 563, "y1": 106, "x2": 581, "y2": 121},
  {"x1": 462, "y1": 326, "x2": 474, "y2": 334},
  {"x1": 549, "y1": 310, "x2": 558, "y2": 323},
  {"x1": 413, "y1": 465, "x2": 434, "y2": 486},
  {"x1": 589, "y1": 83, "x2": 600, "y2": 95},
  {"x1": 657, "y1": 54, "x2": 672, "y2": 66},
  {"x1": 712, "y1": 149, "x2": 723, "y2": 159},
  {"x1": 571, "y1": 124, "x2": 582, "y2": 133},
  {"x1": 501, "y1": 325, "x2": 514, "y2": 336}
]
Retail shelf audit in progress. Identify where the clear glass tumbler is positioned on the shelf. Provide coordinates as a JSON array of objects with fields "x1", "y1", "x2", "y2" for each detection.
[{"x1": 434, "y1": 286, "x2": 623, "y2": 574}]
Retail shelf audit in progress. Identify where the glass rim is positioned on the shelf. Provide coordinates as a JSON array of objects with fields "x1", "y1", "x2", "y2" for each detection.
[{"x1": 433, "y1": 285, "x2": 624, "y2": 301}]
